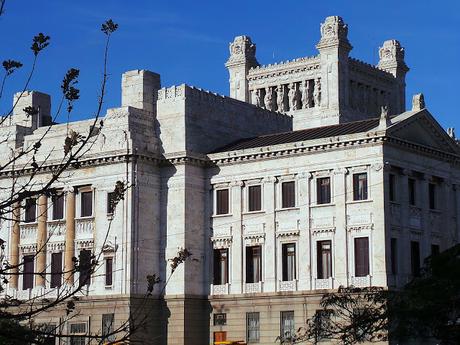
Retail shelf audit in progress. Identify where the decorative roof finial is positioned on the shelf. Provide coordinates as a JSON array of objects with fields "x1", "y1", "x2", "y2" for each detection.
[
  {"x1": 378, "y1": 105, "x2": 391, "y2": 129},
  {"x1": 447, "y1": 127, "x2": 456, "y2": 140},
  {"x1": 412, "y1": 93, "x2": 425, "y2": 111}
]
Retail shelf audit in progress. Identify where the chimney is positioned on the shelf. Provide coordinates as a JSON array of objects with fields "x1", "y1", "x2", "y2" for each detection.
[{"x1": 121, "y1": 70, "x2": 161, "y2": 113}]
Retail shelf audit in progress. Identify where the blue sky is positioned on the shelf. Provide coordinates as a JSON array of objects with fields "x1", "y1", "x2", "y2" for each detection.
[{"x1": 1, "y1": 1, "x2": 459, "y2": 129}]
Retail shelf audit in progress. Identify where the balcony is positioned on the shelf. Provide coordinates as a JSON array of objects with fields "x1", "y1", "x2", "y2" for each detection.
[
  {"x1": 211, "y1": 283, "x2": 229, "y2": 295},
  {"x1": 75, "y1": 217, "x2": 95, "y2": 239},
  {"x1": 278, "y1": 280, "x2": 297, "y2": 292},
  {"x1": 409, "y1": 206, "x2": 422, "y2": 229},
  {"x1": 19, "y1": 223, "x2": 38, "y2": 244},
  {"x1": 47, "y1": 219, "x2": 66, "y2": 238},
  {"x1": 350, "y1": 275, "x2": 371, "y2": 287},
  {"x1": 315, "y1": 277, "x2": 333, "y2": 290},
  {"x1": 244, "y1": 281, "x2": 263, "y2": 293}
]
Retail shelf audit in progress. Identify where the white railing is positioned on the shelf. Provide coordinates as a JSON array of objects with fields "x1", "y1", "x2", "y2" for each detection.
[
  {"x1": 409, "y1": 206, "x2": 422, "y2": 229},
  {"x1": 315, "y1": 277, "x2": 333, "y2": 290},
  {"x1": 19, "y1": 223, "x2": 38, "y2": 244},
  {"x1": 47, "y1": 220, "x2": 66, "y2": 237},
  {"x1": 278, "y1": 280, "x2": 297, "y2": 292},
  {"x1": 350, "y1": 275, "x2": 371, "y2": 287},
  {"x1": 245, "y1": 281, "x2": 263, "y2": 293},
  {"x1": 211, "y1": 283, "x2": 229, "y2": 295},
  {"x1": 75, "y1": 217, "x2": 95, "y2": 238}
]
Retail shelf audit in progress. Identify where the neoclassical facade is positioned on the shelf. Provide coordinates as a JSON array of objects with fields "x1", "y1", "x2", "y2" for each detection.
[{"x1": 0, "y1": 16, "x2": 459, "y2": 345}]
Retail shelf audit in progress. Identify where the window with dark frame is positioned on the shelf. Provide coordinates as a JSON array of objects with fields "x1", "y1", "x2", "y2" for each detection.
[
  {"x1": 354, "y1": 237, "x2": 370, "y2": 277},
  {"x1": 213, "y1": 313, "x2": 227, "y2": 326},
  {"x1": 408, "y1": 178, "x2": 416, "y2": 206},
  {"x1": 429, "y1": 183, "x2": 436, "y2": 209},
  {"x1": 23, "y1": 255, "x2": 34, "y2": 290},
  {"x1": 216, "y1": 189, "x2": 229, "y2": 215},
  {"x1": 317, "y1": 177, "x2": 331, "y2": 204},
  {"x1": 107, "y1": 192, "x2": 116, "y2": 215},
  {"x1": 105, "y1": 257, "x2": 113, "y2": 286},
  {"x1": 52, "y1": 193, "x2": 64, "y2": 220},
  {"x1": 248, "y1": 185, "x2": 262, "y2": 212},
  {"x1": 213, "y1": 248, "x2": 229, "y2": 285},
  {"x1": 410, "y1": 241, "x2": 420, "y2": 277},
  {"x1": 281, "y1": 181, "x2": 295, "y2": 208},
  {"x1": 353, "y1": 173, "x2": 368, "y2": 201},
  {"x1": 431, "y1": 244, "x2": 440, "y2": 256},
  {"x1": 317, "y1": 240, "x2": 332, "y2": 279},
  {"x1": 24, "y1": 198, "x2": 36, "y2": 223},
  {"x1": 41, "y1": 324, "x2": 56, "y2": 345},
  {"x1": 102, "y1": 313, "x2": 115, "y2": 342},
  {"x1": 69, "y1": 323, "x2": 86, "y2": 345},
  {"x1": 79, "y1": 249, "x2": 92, "y2": 286},
  {"x1": 390, "y1": 238, "x2": 398, "y2": 275},
  {"x1": 280, "y1": 311, "x2": 295, "y2": 340},
  {"x1": 246, "y1": 246, "x2": 262, "y2": 283},
  {"x1": 80, "y1": 190, "x2": 93, "y2": 217},
  {"x1": 389, "y1": 174, "x2": 396, "y2": 202},
  {"x1": 247, "y1": 312, "x2": 260, "y2": 343},
  {"x1": 50, "y1": 252, "x2": 62, "y2": 288},
  {"x1": 282, "y1": 243, "x2": 296, "y2": 281}
]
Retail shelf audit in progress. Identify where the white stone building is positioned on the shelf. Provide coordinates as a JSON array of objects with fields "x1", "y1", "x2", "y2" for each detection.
[{"x1": 0, "y1": 15, "x2": 459, "y2": 345}]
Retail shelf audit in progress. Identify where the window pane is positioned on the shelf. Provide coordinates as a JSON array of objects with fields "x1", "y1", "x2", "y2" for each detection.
[
  {"x1": 247, "y1": 312, "x2": 260, "y2": 343},
  {"x1": 216, "y1": 189, "x2": 229, "y2": 215},
  {"x1": 102, "y1": 313, "x2": 115, "y2": 341},
  {"x1": 25, "y1": 198, "x2": 36, "y2": 223},
  {"x1": 213, "y1": 249, "x2": 228, "y2": 285},
  {"x1": 431, "y1": 244, "x2": 440, "y2": 256},
  {"x1": 79, "y1": 250, "x2": 92, "y2": 286},
  {"x1": 282, "y1": 181, "x2": 295, "y2": 208},
  {"x1": 107, "y1": 192, "x2": 116, "y2": 214},
  {"x1": 390, "y1": 238, "x2": 397, "y2": 275},
  {"x1": 280, "y1": 311, "x2": 295, "y2": 340},
  {"x1": 80, "y1": 191, "x2": 93, "y2": 217},
  {"x1": 354, "y1": 237, "x2": 369, "y2": 277},
  {"x1": 282, "y1": 243, "x2": 296, "y2": 281},
  {"x1": 411, "y1": 241, "x2": 420, "y2": 277},
  {"x1": 317, "y1": 241, "x2": 332, "y2": 279},
  {"x1": 353, "y1": 173, "x2": 368, "y2": 201},
  {"x1": 213, "y1": 313, "x2": 227, "y2": 326},
  {"x1": 429, "y1": 183, "x2": 436, "y2": 209},
  {"x1": 52, "y1": 194, "x2": 64, "y2": 220},
  {"x1": 389, "y1": 174, "x2": 396, "y2": 202},
  {"x1": 248, "y1": 185, "x2": 262, "y2": 212},
  {"x1": 105, "y1": 257, "x2": 113, "y2": 286},
  {"x1": 23, "y1": 255, "x2": 34, "y2": 290},
  {"x1": 408, "y1": 179, "x2": 416, "y2": 205},
  {"x1": 317, "y1": 178, "x2": 331, "y2": 204},
  {"x1": 246, "y1": 246, "x2": 262, "y2": 283},
  {"x1": 50, "y1": 252, "x2": 62, "y2": 288}
]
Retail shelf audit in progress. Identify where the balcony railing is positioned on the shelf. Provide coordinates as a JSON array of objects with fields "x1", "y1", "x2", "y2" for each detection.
[
  {"x1": 350, "y1": 275, "x2": 371, "y2": 287},
  {"x1": 211, "y1": 283, "x2": 229, "y2": 295},
  {"x1": 47, "y1": 219, "x2": 66, "y2": 237},
  {"x1": 75, "y1": 217, "x2": 95, "y2": 239},
  {"x1": 278, "y1": 280, "x2": 297, "y2": 292},
  {"x1": 244, "y1": 281, "x2": 263, "y2": 293},
  {"x1": 315, "y1": 277, "x2": 333, "y2": 290},
  {"x1": 19, "y1": 223, "x2": 38, "y2": 244}
]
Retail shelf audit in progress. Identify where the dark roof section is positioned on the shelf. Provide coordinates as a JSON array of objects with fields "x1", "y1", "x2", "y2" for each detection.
[{"x1": 212, "y1": 117, "x2": 380, "y2": 153}]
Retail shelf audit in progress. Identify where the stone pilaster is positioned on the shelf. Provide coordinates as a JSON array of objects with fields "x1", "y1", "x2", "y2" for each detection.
[
  {"x1": 36, "y1": 195, "x2": 48, "y2": 287},
  {"x1": 333, "y1": 168, "x2": 348, "y2": 286},
  {"x1": 64, "y1": 188, "x2": 75, "y2": 284},
  {"x1": 230, "y1": 181, "x2": 243, "y2": 294},
  {"x1": 263, "y1": 177, "x2": 276, "y2": 291},
  {"x1": 297, "y1": 172, "x2": 311, "y2": 290},
  {"x1": 9, "y1": 202, "x2": 20, "y2": 289}
]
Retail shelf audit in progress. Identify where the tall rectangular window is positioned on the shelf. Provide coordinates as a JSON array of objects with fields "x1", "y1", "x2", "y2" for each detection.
[
  {"x1": 354, "y1": 237, "x2": 370, "y2": 277},
  {"x1": 410, "y1": 241, "x2": 420, "y2": 277},
  {"x1": 102, "y1": 313, "x2": 115, "y2": 342},
  {"x1": 107, "y1": 192, "x2": 116, "y2": 215},
  {"x1": 431, "y1": 244, "x2": 440, "y2": 256},
  {"x1": 317, "y1": 177, "x2": 331, "y2": 204},
  {"x1": 353, "y1": 173, "x2": 368, "y2": 201},
  {"x1": 281, "y1": 181, "x2": 295, "y2": 208},
  {"x1": 429, "y1": 183, "x2": 436, "y2": 209},
  {"x1": 390, "y1": 238, "x2": 398, "y2": 275},
  {"x1": 246, "y1": 246, "x2": 262, "y2": 283},
  {"x1": 246, "y1": 312, "x2": 260, "y2": 343},
  {"x1": 69, "y1": 323, "x2": 86, "y2": 345},
  {"x1": 216, "y1": 189, "x2": 229, "y2": 215},
  {"x1": 248, "y1": 185, "x2": 262, "y2": 212},
  {"x1": 213, "y1": 248, "x2": 228, "y2": 285},
  {"x1": 79, "y1": 249, "x2": 92, "y2": 286},
  {"x1": 52, "y1": 193, "x2": 64, "y2": 220},
  {"x1": 105, "y1": 257, "x2": 113, "y2": 286},
  {"x1": 50, "y1": 252, "x2": 62, "y2": 288},
  {"x1": 23, "y1": 255, "x2": 34, "y2": 290},
  {"x1": 25, "y1": 198, "x2": 36, "y2": 223},
  {"x1": 280, "y1": 311, "x2": 295, "y2": 340},
  {"x1": 408, "y1": 178, "x2": 416, "y2": 206},
  {"x1": 80, "y1": 191, "x2": 93, "y2": 217},
  {"x1": 317, "y1": 240, "x2": 332, "y2": 279},
  {"x1": 282, "y1": 243, "x2": 296, "y2": 281},
  {"x1": 389, "y1": 174, "x2": 396, "y2": 202}
]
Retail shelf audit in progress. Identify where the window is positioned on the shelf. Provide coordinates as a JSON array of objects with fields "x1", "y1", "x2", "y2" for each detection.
[
  {"x1": 431, "y1": 244, "x2": 440, "y2": 256},
  {"x1": 105, "y1": 257, "x2": 113, "y2": 286},
  {"x1": 429, "y1": 183, "x2": 436, "y2": 209},
  {"x1": 107, "y1": 192, "x2": 116, "y2": 215},
  {"x1": 23, "y1": 255, "x2": 34, "y2": 290},
  {"x1": 246, "y1": 312, "x2": 260, "y2": 343},
  {"x1": 390, "y1": 238, "x2": 397, "y2": 275},
  {"x1": 281, "y1": 181, "x2": 295, "y2": 208},
  {"x1": 354, "y1": 237, "x2": 369, "y2": 277},
  {"x1": 80, "y1": 191, "x2": 93, "y2": 217},
  {"x1": 282, "y1": 243, "x2": 296, "y2": 281},
  {"x1": 216, "y1": 189, "x2": 229, "y2": 215},
  {"x1": 248, "y1": 185, "x2": 262, "y2": 212},
  {"x1": 317, "y1": 240, "x2": 332, "y2": 279},
  {"x1": 41, "y1": 324, "x2": 56, "y2": 345},
  {"x1": 50, "y1": 252, "x2": 62, "y2": 288},
  {"x1": 280, "y1": 311, "x2": 295, "y2": 340},
  {"x1": 69, "y1": 323, "x2": 86, "y2": 345},
  {"x1": 246, "y1": 246, "x2": 262, "y2": 283},
  {"x1": 25, "y1": 198, "x2": 36, "y2": 223},
  {"x1": 317, "y1": 177, "x2": 331, "y2": 204},
  {"x1": 389, "y1": 174, "x2": 396, "y2": 202},
  {"x1": 410, "y1": 241, "x2": 420, "y2": 277},
  {"x1": 213, "y1": 313, "x2": 227, "y2": 326},
  {"x1": 408, "y1": 178, "x2": 416, "y2": 205},
  {"x1": 353, "y1": 173, "x2": 368, "y2": 201},
  {"x1": 79, "y1": 250, "x2": 92, "y2": 286},
  {"x1": 102, "y1": 313, "x2": 115, "y2": 342},
  {"x1": 52, "y1": 193, "x2": 64, "y2": 220},
  {"x1": 213, "y1": 249, "x2": 228, "y2": 285}
]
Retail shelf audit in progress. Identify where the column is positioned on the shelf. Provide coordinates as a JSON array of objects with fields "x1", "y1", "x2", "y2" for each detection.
[
  {"x1": 297, "y1": 172, "x2": 311, "y2": 290},
  {"x1": 263, "y1": 177, "x2": 276, "y2": 291},
  {"x1": 9, "y1": 202, "x2": 20, "y2": 289},
  {"x1": 35, "y1": 195, "x2": 48, "y2": 287},
  {"x1": 230, "y1": 181, "x2": 243, "y2": 294},
  {"x1": 64, "y1": 188, "x2": 75, "y2": 284},
  {"x1": 333, "y1": 168, "x2": 348, "y2": 286}
]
